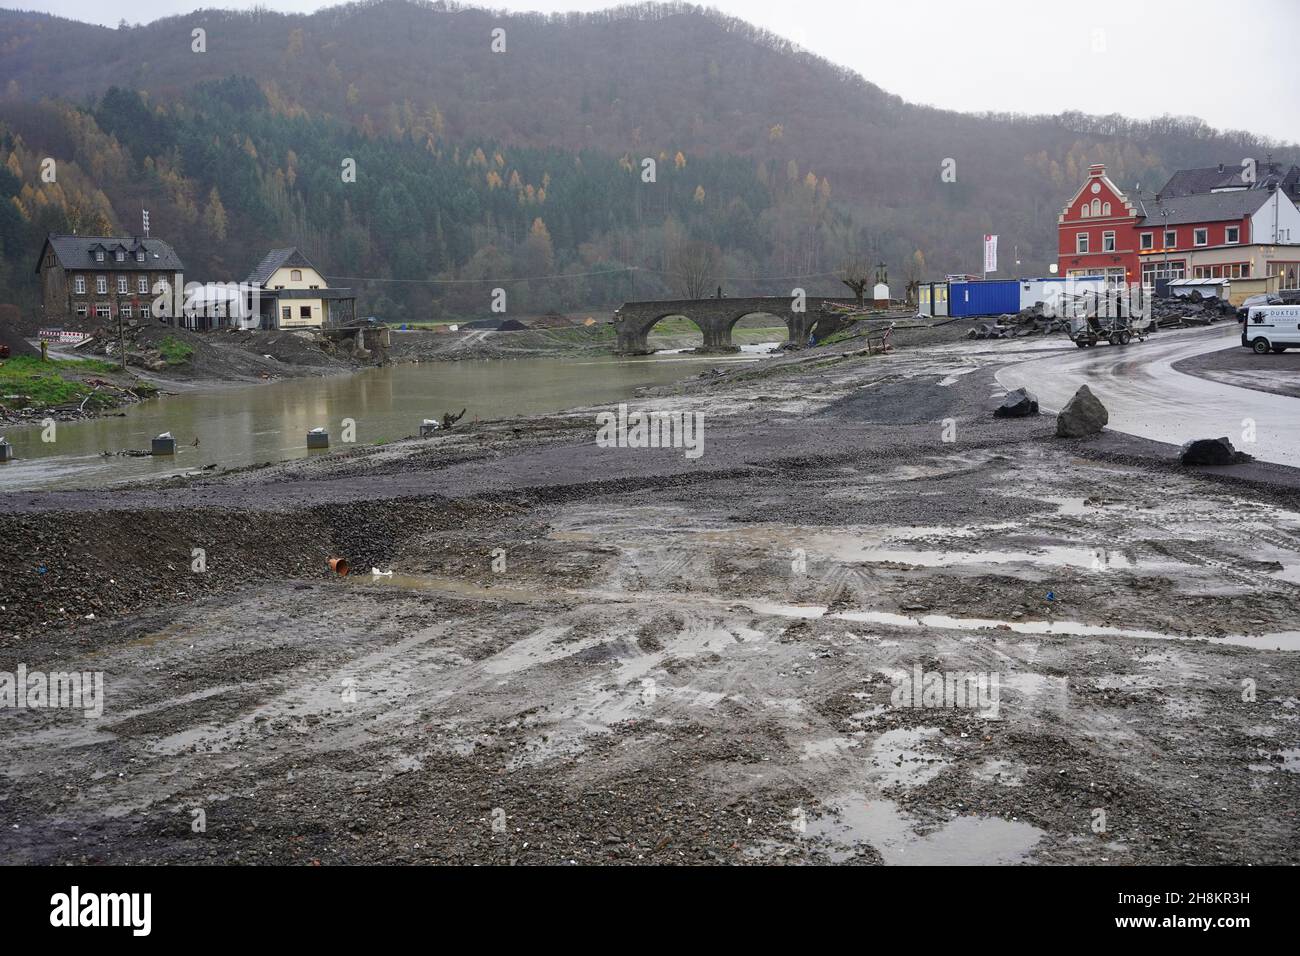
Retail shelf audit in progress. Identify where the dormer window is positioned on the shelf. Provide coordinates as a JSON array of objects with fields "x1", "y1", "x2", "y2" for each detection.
[
  {"x1": 115, "y1": 250, "x2": 125, "y2": 262},
  {"x1": 136, "y1": 250, "x2": 145, "y2": 262},
  {"x1": 95, "y1": 250, "x2": 105, "y2": 262}
]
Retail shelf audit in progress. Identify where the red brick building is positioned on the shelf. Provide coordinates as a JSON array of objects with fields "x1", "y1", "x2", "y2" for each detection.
[
  {"x1": 1058, "y1": 161, "x2": 1300, "y2": 288},
  {"x1": 1057, "y1": 163, "x2": 1141, "y2": 286}
]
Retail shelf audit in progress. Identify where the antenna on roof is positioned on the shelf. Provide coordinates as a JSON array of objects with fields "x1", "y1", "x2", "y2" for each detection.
[{"x1": 142, "y1": 207, "x2": 150, "y2": 238}]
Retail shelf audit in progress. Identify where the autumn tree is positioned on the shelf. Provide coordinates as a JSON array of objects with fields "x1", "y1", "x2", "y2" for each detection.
[{"x1": 203, "y1": 186, "x2": 227, "y2": 241}]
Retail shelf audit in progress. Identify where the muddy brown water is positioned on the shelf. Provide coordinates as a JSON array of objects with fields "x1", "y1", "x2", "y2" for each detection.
[{"x1": 0, "y1": 351, "x2": 773, "y2": 492}]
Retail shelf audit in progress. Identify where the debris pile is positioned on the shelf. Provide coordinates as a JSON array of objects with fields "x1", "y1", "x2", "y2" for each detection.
[
  {"x1": 966, "y1": 305, "x2": 1070, "y2": 340},
  {"x1": 1149, "y1": 293, "x2": 1237, "y2": 328}
]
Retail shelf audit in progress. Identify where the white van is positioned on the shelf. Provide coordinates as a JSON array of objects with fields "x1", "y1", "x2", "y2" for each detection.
[{"x1": 1242, "y1": 305, "x2": 1300, "y2": 354}]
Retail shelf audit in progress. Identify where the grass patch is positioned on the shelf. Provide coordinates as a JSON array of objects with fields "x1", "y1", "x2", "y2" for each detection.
[
  {"x1": 0, "y1": 356, "x2": 129, "y2": 407},
  {"x1": 159, "y1": 335, "x2": 195, "y2": 365}
]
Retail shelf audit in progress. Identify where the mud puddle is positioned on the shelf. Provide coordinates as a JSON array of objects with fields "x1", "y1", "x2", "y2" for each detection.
[{"x1": 804, "y1": 790, "x2": 1044, "y2": 865}]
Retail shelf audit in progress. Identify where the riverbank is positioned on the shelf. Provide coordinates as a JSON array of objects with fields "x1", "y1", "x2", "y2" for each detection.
[
  {"x1": 3, "y1": 333, "x2": 1297, "y2": 866},
  {"x1": 0, "y1": 354, "x2": 159, "y2": 427}
]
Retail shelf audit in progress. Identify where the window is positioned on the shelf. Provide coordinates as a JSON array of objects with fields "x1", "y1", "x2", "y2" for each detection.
[
  {"x1": 95, "y1": 304, "x2": 110, "y2": 318},
  {"x1": 75, "y1": 304, "x2": 88, "y2": 317},
  {"x1": 1194, "y1": 228, "x2": 1208, "y2": 246},
  {"x1": 1140, "y1": 233, "x2": 1153, "y2": 250},
  {"x1": 1141, "y1": 260, "x2": 1186, "y2": 283},
  {"x1": 1103, "y1": 202, "x2": 1112, "y2": 216},
  {"x1": 1091, "y1": 198, "x2": 1101, "y2": 216},
  {"x1": 117, "y1": 276, "x2": 129, "y2": 294},
  {"x1": 74, "y1": 275, "x2": 86, "y2": 294},
  {"x1": 290, "y1": 269, "x2": 302, "y2": 281},
  {"x1": 300, "y1": 306, "x2": 312, "y2": 318},
  {"x1": 135, "y1": 251, "x2": 145, "y2": 262},
  {"x1": 1102, "y1": 231, "x2": 1116, "y2": 252},
  {"x1": 115, "y1": 250, "x2": 124, "y2": 262},
  {"x1": 119, "y1": 304, "x2": 132, "y2": 319},
  {"x1": 1080, "y1": 204, "x2": 1091, "y2": 218},
  {"x1": 96, "y1": 275, "x2": 107, "y2": 294},
  {"x1": 141, "y1": 306, "x2": 152, "y2": 319},
  {"x1": 95, "y1": 250, "x2": 104, "y2": 262},
  {"x1": 1076, "y1": 233, "x2": 1090, "y2": 254},
  {"x1": 138, "y1": 276, "x2": 149, "y2": 294},
  {"x1": 1226, "y1": 226, "x2": 1240, "y2": 244},
  {"x1": 1164, "y1": 230, "x2": 1176, "y2": 247},
  {"x1": 281, "y1": 307, "x2": 291, "y2": 321}
]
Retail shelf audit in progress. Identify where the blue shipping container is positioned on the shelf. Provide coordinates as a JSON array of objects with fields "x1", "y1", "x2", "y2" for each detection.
[{"x1": 949, "y1": 280, "x2": 1021, "y2": 317}]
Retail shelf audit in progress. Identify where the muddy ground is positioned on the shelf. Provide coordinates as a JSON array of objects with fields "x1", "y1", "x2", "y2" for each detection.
[
  {"x1": 1, "y1": 337, "x2": 1297, "y2": 865},
  {"x1": 1174, "y1": 341, "x2": 1300, "y2": 399}
]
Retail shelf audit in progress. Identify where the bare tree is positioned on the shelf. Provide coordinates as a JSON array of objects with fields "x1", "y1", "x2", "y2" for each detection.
[
  {"x1": 839, "y1": 254, "x2": 872, "y2": 306},
  {"x1": 672, "y1": 239, "x2": 721, "y2": 299}
]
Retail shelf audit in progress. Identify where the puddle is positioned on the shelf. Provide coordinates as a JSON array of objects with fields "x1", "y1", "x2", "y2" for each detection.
[
  {"x1": 807, "y1": 790, "x2": 1042, "y2": 865},
  {"x1": 1249, "y1": 747, "x2": 1299, "y2": 773},
  {"x1": 866, "y1": 727, "x2": 948, "y2": 788},
  {"x1": 838, "y1": 545, "x2": 1134, "y2": 571},
  {"x1": 830, "y1": 609, "x2": 1300, "y2": 652}
]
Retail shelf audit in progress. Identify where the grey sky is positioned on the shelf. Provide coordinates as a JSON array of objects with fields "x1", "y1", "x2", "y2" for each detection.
[{"x1": 16, "y1": 0, "x2": 1300, "y2": 142}]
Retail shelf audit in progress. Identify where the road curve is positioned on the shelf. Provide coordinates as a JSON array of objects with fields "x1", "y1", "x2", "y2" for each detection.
[{"x1": 995, "y1": 324, "x2": 1300, "y2": 468}]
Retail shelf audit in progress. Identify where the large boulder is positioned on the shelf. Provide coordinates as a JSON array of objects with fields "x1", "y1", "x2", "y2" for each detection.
[
  {"x1": 1180, "y1": 436, "x2": 1254, "y2": 466},
  {"x1": 994, "y1": 387, "x2": 1039, "y2": 418},
  {"x1": 1056, "y1": 385, "x2": 1108, "y2": 437}
]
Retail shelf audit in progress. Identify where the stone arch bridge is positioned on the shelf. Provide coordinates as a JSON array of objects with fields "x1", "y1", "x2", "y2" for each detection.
[{"x1": 612, "y1": 297, "x2": 857, "y2": 354}]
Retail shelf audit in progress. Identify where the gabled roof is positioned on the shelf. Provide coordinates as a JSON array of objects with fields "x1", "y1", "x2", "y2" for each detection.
[
  {"x1": 37, "y1": 234, "x2": 184, "y2": 274},
  {"x1": 1135, "y1": 189, "x2": 1275, "y2": 227},
  {"x1": 245, "y1": 247, "x2": 318, "y2": 286},
  {"x1": 1158, "y1": 162, "x2": 1300, "y2": 200}
]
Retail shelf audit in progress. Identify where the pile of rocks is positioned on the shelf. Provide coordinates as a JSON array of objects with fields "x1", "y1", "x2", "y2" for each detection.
[
  {"x1": 1150, "y1": 294, "x2": 1237, "y2": 328},
  {"x1": 966, "y1": 305, "x2": 1071, "y2": 340}
]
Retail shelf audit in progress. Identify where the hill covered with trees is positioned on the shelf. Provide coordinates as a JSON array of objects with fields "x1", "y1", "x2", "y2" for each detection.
[{"x1": 0, "y1": 0, "x2": 1294, "y2": 323}]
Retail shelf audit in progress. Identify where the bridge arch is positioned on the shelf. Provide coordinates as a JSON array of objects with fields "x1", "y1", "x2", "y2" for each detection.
[
  {"x1": 613, "y1": 296, "x2": 855, "y2": 354},
  {"x1": 724, "y1": 310, "x2": 794, "y2": 348}
]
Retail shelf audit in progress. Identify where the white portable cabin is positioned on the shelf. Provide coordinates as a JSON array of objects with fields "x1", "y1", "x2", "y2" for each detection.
[
  {"x1": 917, "y1": 281, "x2": 949, "y2": 317},
  {"x1": 1019, "y1": 276, "x2": 1107, "y2": 314},
  {"x1": 1168, "y1": 277, "x2": 1230, "y2": 299}
]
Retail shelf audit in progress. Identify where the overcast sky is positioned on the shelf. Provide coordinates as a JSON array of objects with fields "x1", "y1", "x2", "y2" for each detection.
[{"x1": 16, "y1": 0, "x2": 1300, "y2": 142}]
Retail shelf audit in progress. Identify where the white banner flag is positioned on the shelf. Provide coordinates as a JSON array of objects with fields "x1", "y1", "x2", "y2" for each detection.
[{"x1": 983, "y1": 234, "x2": 998, "y2": 274}]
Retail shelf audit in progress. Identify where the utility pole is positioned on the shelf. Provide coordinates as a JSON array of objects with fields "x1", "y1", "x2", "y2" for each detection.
[{"x1": 117, "y1": 304, "x2": 127, "y2": 371}]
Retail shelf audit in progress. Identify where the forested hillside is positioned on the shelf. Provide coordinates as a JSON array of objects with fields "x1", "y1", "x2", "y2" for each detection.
[{"x1": 0, "y1": 0, "x2": 1294, "y2": 323}]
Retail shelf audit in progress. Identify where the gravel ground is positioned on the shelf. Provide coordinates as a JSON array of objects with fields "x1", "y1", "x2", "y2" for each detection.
[
  {"x1": 2, "y1": 339, "x2": 1298, "y2": 865},
  {"x1": 1173, "y1": 338, "x2": 1300, "y2": 399}
]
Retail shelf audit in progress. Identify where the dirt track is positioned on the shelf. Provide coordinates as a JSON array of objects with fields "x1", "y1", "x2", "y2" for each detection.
[{"x1": 2, "y1": 339, "x2": 1298, "y2": 865}]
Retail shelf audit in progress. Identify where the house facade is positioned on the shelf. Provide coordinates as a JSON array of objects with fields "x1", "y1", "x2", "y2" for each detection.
[
  {"x1": 35, "y1": 234, "x2": 185, "y2": 327},
  {"x1": 244, "y1": 248, "x2": 355, "y2": 330},
  {"x1": 1058, "y1": 162, "x2": 1300, "y2": 289},
  {"x1": 1056, "y1": 164, "x2": 1142, "y2": 286}
]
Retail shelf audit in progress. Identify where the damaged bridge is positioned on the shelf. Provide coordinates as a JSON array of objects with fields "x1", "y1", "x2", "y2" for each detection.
[{"x1": 612, "y1": 296, "x2": 857, "y2": 353}]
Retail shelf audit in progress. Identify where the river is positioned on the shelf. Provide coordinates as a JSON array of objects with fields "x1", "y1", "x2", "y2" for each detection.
[{"x1": 0, "y1": 348, "x2": 775, "y2": 492}]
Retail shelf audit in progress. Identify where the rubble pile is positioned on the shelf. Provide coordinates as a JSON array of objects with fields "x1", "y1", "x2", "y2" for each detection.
[
  {"x1": 966, "y1": 304, "x2": 1070, "y2": 340},
  {"x1": 1149, "y1": 293, "x2": 1237, "y2": 328}
]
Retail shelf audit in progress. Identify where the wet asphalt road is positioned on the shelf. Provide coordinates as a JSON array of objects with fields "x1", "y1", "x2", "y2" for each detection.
[{"x1": 995, "y1": 324, "x2": 1300, "y2": 467}]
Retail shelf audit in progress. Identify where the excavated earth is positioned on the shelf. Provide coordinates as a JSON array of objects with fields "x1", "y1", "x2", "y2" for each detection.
[{"x1": 1, "y1": 338, "x2": 1298, "y2": 865}]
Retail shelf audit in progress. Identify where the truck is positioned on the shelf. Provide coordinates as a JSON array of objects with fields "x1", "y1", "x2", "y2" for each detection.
[{"x1": 1242, "y1": 305, "x2": 1300, "y2": 354}]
